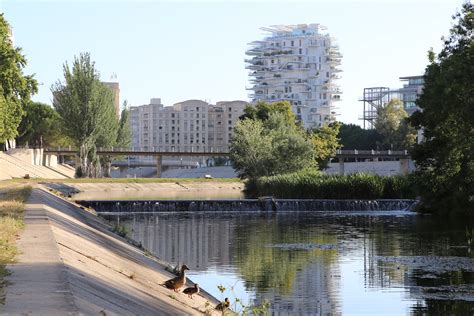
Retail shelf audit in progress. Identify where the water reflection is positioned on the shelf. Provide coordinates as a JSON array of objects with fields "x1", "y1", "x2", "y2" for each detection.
[{"x1": 101, "y1": 212, "x2": 474, "y2": 314}]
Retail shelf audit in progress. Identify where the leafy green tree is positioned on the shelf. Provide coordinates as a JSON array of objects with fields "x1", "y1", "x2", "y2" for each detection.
[
  {"x1": 229, "y1": 118, "x2": 274, "y2": 178},
  {"x1": 310, "y1": 122, "x2": 341, "y2": 168},
  {"x1": 230, "y1": 112, "x2": 315, "y2": 179},
  {"x1": 410, "y1": 3, "x2": 474, "y2": 215},
  {"x1": 51, "y1": 52, "x2": 115, "y2": 177},
  {"x1": 16, "y1": 102, "x2": 68, "y2": 148},
  {"x1": 240, "y1": 100, "x2": 295, "y2": 125},
  {"x1": 338, "y1": 123, "x2": 383, "y2": 150},
  {"x1": 375, "y1": 98, "x2": 416, "y2": 150},
  {"x1": 0, "y1": 14, "x2": 37, "y2": 149},
  {"x1": 99, "y1": 101, "x2": 132, "y2": 177},
  {"x1": 116, "y1": 101, "x2": 132, "y2": 148}
]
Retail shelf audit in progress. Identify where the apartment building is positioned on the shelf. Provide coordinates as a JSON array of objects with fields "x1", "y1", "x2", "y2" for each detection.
[
  {"x1": 246, "y1": 24, "x2": 342, "y2": 128},
  {"x1": 129, "y1": 99, "x2": 247, "y2": 152}
]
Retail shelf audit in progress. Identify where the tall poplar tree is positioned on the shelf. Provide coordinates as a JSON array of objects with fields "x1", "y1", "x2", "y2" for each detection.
[
  {"x1": 0, "y1": 14, "x2": 37, "y2": 149},
  {"x1": 51, "y1": 53, "x2": 116, "y2": 177},
  {"x1": 410, "y1": 3, "x2": 474, "y2": 215}
]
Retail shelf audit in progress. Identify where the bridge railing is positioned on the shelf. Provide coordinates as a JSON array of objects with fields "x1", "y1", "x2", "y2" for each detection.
[
  {"x1": 336, "y1": 149, "x2": 409, "y2": 156},
  {"x1": 44, "y1": 146, "x2": 232, "y2": 154}
]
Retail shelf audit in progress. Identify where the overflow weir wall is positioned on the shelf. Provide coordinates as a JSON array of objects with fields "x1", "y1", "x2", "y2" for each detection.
[{"x1": 77, "y1": 199, "x2": 417, "y2": 213}]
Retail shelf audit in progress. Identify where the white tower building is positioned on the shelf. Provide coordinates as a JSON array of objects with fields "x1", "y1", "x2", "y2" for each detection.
[{"x1": 246, "y1": 24, "x2": 342, "y2": 128}]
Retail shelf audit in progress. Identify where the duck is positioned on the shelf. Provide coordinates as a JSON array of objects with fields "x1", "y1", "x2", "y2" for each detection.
[
  {"x1": 164, "y1": 264, "x2": 190, "y2": 292},
  {"x1": 183, "y1": 283, "x2": 200, "y2": 299},
  {"x1": 215, "y1": 297, "x2": 230, "y2": 311}
]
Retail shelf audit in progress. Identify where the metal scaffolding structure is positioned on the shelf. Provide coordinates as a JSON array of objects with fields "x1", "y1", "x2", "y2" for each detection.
[
  {"x1": 359, "y1": 87, "x2": 391, "y2": 129},
  {"x1": 359, "y1": 76, "x2": 424, "y2": 129}
]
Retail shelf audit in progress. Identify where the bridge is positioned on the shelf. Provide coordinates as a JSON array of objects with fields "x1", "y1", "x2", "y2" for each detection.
[
  {"x1": 44, "y1": 147, "x2": 410, "y2": 158},
  {"x1": 44, "y1": 147, "x2": 411, "y2": 177}
]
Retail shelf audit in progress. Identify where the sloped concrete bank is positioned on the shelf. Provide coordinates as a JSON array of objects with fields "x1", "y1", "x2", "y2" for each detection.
[{"x1": 2, "y1": 188, "x2": 220, "y2": 315}]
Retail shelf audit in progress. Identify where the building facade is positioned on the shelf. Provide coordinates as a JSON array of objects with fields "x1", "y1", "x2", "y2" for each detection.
[
  {"x1": 246, "y1": 24, "x2": 342, "y2": 128},
  {"x1": 129, "y1": 99, "x2": 247, "y2": 152},
  {"x1": 360, "y1": 75, "x2": 424, "y2": 129},
  {"x1": 102, "y1": 81, "x2": 121, "y2": 117}
]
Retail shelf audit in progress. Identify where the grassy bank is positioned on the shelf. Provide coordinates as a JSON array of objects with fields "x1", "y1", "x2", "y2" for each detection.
[
  {"x1": 0, "y1": 186, "x2": 31, "y2": 282},
  {"x1": 246, "y1": 170, "x2": 416, "y2": 199}
]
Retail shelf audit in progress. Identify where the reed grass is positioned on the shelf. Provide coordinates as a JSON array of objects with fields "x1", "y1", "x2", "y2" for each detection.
[{"x1": 246, "y1": 170, "x2": 416, "y2": 199}]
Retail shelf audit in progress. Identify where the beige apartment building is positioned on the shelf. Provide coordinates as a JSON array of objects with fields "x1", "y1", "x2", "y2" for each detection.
[{"x1": 129, "y1": 99, "x2": 247, "y2": 152}]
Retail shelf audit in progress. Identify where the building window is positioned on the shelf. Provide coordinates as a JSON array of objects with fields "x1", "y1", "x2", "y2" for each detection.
[
  {"x1": 299, "y1": 48, "x2": 302, "y2": 54},
  {"x1": 291, "y1": 40, "x2": 294, "y2": 46},
  {"x1": 196, "y1": 107, "x2": 199, "y2": 111},
  {"x1": 228, "y1": 113, "x2": 232, "y2": 118},
  {"x1": 228, "y1": 120, "x2": 232, "y2": 124}
]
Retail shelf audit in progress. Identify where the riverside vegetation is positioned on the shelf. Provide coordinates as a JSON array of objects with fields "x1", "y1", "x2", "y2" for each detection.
[
  {"x1": 245, "y1": 170, "x2": 415, "y2": 200},
  {"x1": 0, "y1": 185, "x2": 31, "y2": 303}
]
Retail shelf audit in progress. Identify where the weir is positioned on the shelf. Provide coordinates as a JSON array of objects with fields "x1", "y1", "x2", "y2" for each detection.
[{"x1": 77, "y1": 199, "x2": 417, "y2": 213}]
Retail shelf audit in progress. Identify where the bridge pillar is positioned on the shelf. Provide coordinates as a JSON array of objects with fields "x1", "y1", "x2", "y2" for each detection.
[
  {"x1": 339, "y1": 159, "x2": 345, "y2": 176},
  {"x1": 156, "y1": 155, "x2": 162, "y2": 178},
  {"x1": 399, "y1": 158, "x2": 409, "y2": 175}
]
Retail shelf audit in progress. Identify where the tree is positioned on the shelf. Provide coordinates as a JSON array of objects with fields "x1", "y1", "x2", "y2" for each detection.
[
  {"x1": 309, "y1": 122, "x2": 341, "y2": 169},
  {"x1": 51, "y1": 53, "x2": 116, "y2": 177},
  {"x1": 229, "y1": 118, "x2": 273, "y2": 178},
  {"x1": 0, "y1": 14, "x2": 37, "y2": 149},
  {"x1": 375, "y1": 98, "x2": 416, "y2": 150},
  {"x1": 230, "y1": 111, "x2": 315, "y2": 179},
  {"x1": 100, "y1": 101, "x2": 132, "y2": 177},
  {"x1": 16, "y1": 102, "x2": 70, "y2": 148},
  {"x1": 410, "y1": 3, "x2": 473, "y2": 215},
  {"x1": 116, "y1": 101, "x2": 132, "y2": 148},
  {"x1": 240, "y1": 100, "x2": 296, "y2": 125},
  {"x1": 338, "y1": 123, "x2": 383, "y2": 150}
]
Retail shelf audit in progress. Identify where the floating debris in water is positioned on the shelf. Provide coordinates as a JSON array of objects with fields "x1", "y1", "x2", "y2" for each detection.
[
  {"x1": 267, "y1": 243, "x2": 336, "y2": 250},
  {"x1": 376, "y1": 256, "x2": 474, "y2": 273}
]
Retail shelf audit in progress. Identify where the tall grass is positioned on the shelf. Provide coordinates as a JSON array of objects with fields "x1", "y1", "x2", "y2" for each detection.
[
  {"x1": 0, "y1": 186, "x2": 31, "y2": 266},
  {"x1": 245, "y1": 170, "x2": 416, "y2": 199}
]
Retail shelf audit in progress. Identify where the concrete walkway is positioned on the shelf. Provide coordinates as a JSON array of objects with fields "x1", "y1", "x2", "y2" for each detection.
[
  {"x1": 2, "y1": 190, "x2": 77, "y2": 315},
  {"x1": 3, "y1": 188, "x2": 219, "y2": 315}
]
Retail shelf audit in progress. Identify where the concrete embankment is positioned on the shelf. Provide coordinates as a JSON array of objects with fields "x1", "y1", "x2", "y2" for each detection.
[
  {"x1": 48, "y1": 181, "x2": 245, "y2": 200},
  {"x1": 2, "y1": 188, "x2": 220, "y2": 315}
]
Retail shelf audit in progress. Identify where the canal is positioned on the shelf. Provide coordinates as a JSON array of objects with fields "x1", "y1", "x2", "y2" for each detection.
[{"x1": 99, "y1": 209, "x2": 474, "y2": 315}]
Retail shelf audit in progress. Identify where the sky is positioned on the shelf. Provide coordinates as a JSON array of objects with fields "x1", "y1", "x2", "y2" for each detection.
[{"x1": 0, "y1": 0, "x2": 464, "y2": 125}]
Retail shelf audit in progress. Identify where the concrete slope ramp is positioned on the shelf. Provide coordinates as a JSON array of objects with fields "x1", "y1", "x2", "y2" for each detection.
[{"x1": 3, "y1": 189, "x2": 220, "y2": 315}]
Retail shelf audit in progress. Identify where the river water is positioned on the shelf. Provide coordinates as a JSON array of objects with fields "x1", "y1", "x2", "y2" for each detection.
[{"x1": 99, "y1": 209, "x2": 474, "y2": 315}]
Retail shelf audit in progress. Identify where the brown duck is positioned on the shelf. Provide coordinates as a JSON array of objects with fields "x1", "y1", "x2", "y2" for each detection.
[
  {"x1": 164, "y1": 264, "x2": 190, "y2": 292},
  {"x1": 183, "y1": 283, "x2": 200, "y2": 299},
  {"x1": 215, "y1": 297, "x2": 230, "y2": 311}
]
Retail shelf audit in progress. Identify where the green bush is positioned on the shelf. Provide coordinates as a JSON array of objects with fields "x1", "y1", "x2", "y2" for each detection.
[{"x1": 245, "y1": 171, "x2": 416, "y2": 199}]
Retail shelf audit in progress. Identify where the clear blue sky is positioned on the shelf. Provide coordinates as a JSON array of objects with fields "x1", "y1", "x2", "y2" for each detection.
[{"x1": 1, "y1": 0, "x2": 464, "y2": 124}]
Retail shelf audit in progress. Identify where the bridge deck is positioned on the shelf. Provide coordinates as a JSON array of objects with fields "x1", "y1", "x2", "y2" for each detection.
[{"x1": 44, "y1": 149, "x2": 410, "y2": 159}]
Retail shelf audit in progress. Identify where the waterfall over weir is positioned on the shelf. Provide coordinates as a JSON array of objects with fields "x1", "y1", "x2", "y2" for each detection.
[{"x1": 77, "y1": 198, "x2": 417, "y2": 213}]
